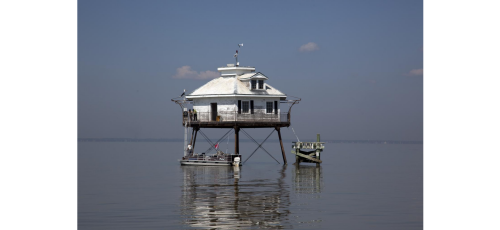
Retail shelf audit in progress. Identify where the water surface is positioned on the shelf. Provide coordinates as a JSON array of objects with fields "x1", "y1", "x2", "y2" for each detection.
[{"x1": 79, "y1": 142, "x2": 422, "y2": 229}]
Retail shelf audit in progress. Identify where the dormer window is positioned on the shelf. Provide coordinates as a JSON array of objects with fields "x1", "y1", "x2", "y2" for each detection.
[
  {"x1": 250, "y1": 79, "x2": 264, "y2": 90},
  {"x1": 245, "y1": 72, "x2": 268, "y2": 90}
]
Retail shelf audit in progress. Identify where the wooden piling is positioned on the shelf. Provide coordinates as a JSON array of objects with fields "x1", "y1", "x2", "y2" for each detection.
[
  {"x1": 316, "y1": 134, "x2": 320, "y2": 166},
  {"x1": 189, "y1": 128, "x2": 195, "y2": 146},
  {"x1": 294, "y1": 147, "x2": 301, "y2": 165},
  {"x1": 276, "y1": 127, "x2": 287, "y2": 164},
  {"x1": 234, "y1": 126, "x2": 240, "y2": 155},
  {"x1": 192, "y1": 128, "x2": 198, "y2": 153}
]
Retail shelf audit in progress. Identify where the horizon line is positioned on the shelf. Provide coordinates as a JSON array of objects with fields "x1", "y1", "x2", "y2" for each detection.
[{"x1": 77, "y1": 138, "x2": 423, "y2": 144}]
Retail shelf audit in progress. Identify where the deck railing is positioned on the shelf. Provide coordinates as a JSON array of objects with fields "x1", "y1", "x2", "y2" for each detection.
[
  {"x1": 183, "y1": 154, "x2": 232, "y2": 161},
  {"x1": 182, "y1": 111, "x2": 290, "y2": 124},
  {"x1": 172, "y1": 98, "x2": 300, "y2": 126},
  {"x1": 183, "y1": 151, "x2": 242, "y2": 160}
]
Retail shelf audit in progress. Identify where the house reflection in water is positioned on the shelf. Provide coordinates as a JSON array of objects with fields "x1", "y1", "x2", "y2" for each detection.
[
  {"x1": 180, "y1": 166, "x2": 291, "y2": 229},
  {"x1": 292, "y1": 165, "x2": 323, "y2": 194}
]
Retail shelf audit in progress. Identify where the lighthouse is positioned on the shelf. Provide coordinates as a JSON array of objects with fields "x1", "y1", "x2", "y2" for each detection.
[{"x1": 173, "y1": 48, "x2": 300, "y2": 165}]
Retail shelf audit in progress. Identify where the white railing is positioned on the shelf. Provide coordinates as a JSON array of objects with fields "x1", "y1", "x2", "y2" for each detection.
[
  {"x1": 183, "y1": 152, "x2": 241, "y2": 161},
  {"x1": 183, "y1": 111, "x2": 289, "y2": 123}
]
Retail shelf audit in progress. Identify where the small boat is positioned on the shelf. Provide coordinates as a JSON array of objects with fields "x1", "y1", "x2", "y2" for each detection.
[{"x1": 180, "y1": 151, "x2": 242, "y2": 166}]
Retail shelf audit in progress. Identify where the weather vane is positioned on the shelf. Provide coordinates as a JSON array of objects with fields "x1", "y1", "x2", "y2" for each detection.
[{"x1": 234, "y1": 43, "x2": 243, "y2": 66}]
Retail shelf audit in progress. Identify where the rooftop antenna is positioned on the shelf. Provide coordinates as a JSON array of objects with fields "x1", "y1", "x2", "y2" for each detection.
[{"x1": 235, "y1": 43, "x2": 243, "y2": 66}]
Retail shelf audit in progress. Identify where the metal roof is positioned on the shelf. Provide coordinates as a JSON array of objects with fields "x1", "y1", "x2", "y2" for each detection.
[{"x1": 186, "y1": 74, "x2": 286, "y2": 98}]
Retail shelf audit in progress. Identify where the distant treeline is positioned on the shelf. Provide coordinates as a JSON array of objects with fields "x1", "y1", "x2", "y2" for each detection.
[{"x1": 78, "y1": 138, "x2": 422, "y2": 144}]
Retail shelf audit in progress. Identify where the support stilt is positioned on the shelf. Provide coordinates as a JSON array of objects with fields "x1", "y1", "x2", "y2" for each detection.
[
  {"x1": 192, "y1": 128, "x2": 198, "y2": 153},
  {"x1": 189, "y1": 128, "x2": 195, "y2": 146},
  {"x1": 316, "y1": 133, "x2": 320, "y2": 166},
  {"x1": 295, "y1": 154, "x2": 300, "y2": 165},
  {"x1": 276, "y1": 127, "x2": 287, "y2": 164},
  {"x1": 234, "y1": 126, "x2": 240, "y2": 155}
]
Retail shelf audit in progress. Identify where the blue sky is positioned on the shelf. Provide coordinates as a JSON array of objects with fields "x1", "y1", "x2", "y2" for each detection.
[{"x1": 78, "y1": 0, "x2": 423, "y2": 141}]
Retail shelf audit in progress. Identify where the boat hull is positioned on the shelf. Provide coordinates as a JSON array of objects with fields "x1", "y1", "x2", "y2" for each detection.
[
  {"x1": 180, "y1": 160, "x2": 241, "y2": 166},
  {"x1": 179, "y1": 154, "x2": 242, "y2": 166}
]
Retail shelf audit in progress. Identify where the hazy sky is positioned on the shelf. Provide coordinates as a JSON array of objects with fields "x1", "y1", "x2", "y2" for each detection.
[{"x1": 78, "y1": 0, "x2": 423, "y2": 141}]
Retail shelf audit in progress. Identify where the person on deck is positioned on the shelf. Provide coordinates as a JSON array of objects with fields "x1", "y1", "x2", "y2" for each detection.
[
  {"x1": 193, "y1": 109, "x2": 197, "y2": 121},
  {"x1": 188, "y1": 109, "x2": 192, "y2": 121}
]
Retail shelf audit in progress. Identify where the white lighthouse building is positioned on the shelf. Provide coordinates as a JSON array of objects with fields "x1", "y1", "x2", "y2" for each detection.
[{"x1": 186, "y1": 64, "x2": 287, "y2": 122}]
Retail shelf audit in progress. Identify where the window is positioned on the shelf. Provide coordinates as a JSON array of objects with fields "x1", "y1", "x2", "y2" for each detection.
[
  {"x1": 251, "y1": 80, "x2": 256, "y2": 90},
  {"x1": 242, "y1": 101, "x2": 250, "y2": 113},
  {"x1": 258, "y1": 80, "x2": 264, "y2": 89},
  {"x1": 266, "y1": 102, "x2": 273, "y2": 114}
]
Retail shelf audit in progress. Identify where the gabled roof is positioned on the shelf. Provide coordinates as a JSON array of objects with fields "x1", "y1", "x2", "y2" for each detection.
[
  {"x1": 186, "y1": 74, "x2": 285, "y2": 98},
  {"x1": 239, "y1": 72, "x2": 269, "y2": 80}
]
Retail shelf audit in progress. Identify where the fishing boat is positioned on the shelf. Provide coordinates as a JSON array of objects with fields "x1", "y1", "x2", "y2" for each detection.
[{"x1": 180, "y1": 150, "x2": 241, "y2": 166}]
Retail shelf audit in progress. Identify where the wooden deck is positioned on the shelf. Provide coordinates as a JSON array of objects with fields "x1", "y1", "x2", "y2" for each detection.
[{"x1": 183, "y1": 121, "x2": 290, "y2": 128}]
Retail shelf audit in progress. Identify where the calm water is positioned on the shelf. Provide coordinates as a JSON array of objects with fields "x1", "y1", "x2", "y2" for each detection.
[{"x1": 78, "y1": 141, "x2": 422, "y2": 229}]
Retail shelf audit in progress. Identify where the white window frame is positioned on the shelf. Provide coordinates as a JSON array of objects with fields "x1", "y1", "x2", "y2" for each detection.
[
  {"x1": 266, "y1": 101, "x2": 273, "y2": 114},
  {"x1": 249, "y1": 79, "x2": 265, "y2": 90},
  {"x1": 242, "y1": 101, "x2": 250, "y2": 114},
  {"x1": 258, "y1": 80, "x2": 264, "y2": 89}
]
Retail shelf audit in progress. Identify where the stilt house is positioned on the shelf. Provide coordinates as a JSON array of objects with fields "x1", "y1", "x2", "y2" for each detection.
[{"x1": 173, "y1": 61, "x2": 300, "y2": 164}]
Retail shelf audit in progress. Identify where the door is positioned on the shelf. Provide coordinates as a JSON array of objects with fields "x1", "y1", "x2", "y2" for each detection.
[{"x1": 211, "y1": 103, "x2": 218, "y2": 121}]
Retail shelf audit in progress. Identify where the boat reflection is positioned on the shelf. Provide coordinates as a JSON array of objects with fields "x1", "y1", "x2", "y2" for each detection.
[
  {"x1": 180, "y1": 165, "x2": 291, "y2": 229},
  {"x1": 292, "y1": 165, "x2": 323, "y2": 194}
]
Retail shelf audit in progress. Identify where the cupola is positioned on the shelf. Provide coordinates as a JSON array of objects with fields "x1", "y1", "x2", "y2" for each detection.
[{"x1": 217, "y1": 64, "x2": 255, "y2": 77}]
